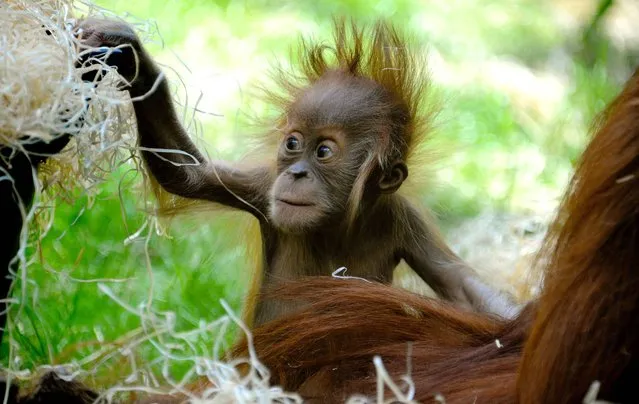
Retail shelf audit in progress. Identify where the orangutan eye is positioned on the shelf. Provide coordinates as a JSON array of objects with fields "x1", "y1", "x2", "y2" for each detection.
[
  {"x1": 316, "y1": 144, "x2": 334, "y2": 160},
  {"x1": 285, "y1": 136, "x2": 301, "y2": 151}
]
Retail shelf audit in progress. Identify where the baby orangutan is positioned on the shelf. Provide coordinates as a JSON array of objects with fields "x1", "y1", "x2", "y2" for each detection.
[{"x1": 74, "y1": 18, "x2": 518, "y2": 326}]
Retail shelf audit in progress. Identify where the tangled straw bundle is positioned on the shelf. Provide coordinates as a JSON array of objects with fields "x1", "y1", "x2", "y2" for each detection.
[
  {"x1": 1, "y1": 0, "x2": 87, "y2": 146},
  {"x1": 0, "y1": 0, "x2": 141, "y2": 194}
]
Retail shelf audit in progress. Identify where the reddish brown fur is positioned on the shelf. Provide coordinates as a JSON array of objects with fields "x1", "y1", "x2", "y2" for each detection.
[
  {"x1": 233, "y1": 279, "x2": 530, "y2": 403},
  {"x1": 517, "y1": 68, "x2": 639, "y2": 403}
]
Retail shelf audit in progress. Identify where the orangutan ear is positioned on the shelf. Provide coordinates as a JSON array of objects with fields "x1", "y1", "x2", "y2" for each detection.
[{"x1": 378, "y1": 161, "x2": 408, "y2": 194}]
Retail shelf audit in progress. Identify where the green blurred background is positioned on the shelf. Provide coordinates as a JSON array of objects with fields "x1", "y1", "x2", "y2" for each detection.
[{"x1": 3, "y1": 0, "x2": 638, "y2": 386}]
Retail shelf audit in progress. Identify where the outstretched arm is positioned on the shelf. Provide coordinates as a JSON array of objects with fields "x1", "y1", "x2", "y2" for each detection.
[
  {"x1": 399, "y1": 202, "x2": 520, "y2": 319},
  {"x1": 76, "y1": 19, "x2": 272, "y2": 217}
]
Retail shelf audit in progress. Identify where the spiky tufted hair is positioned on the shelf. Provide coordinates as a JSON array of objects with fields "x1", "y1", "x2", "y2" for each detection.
[
  {"x1": 268, "y1": 18, "x2": 430, "y2": 164},
  {"x1": 263, "y1": 18, "x2": 433, "y2": 223}
]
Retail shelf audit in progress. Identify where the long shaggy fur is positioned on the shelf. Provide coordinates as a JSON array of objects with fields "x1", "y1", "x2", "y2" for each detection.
[
  {"x1": 517, "y1": 68, "x2": 639, "y2": 404},
  {"x1": 266, "y1": 18, "x2": 431, "y2": 163},
  {"x1": 232, "y1": 279, "x2": 530, "y2": 403}
]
